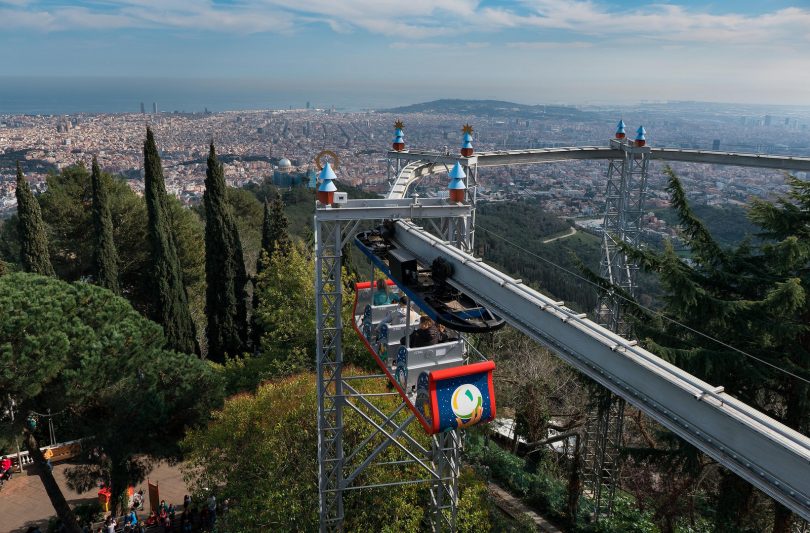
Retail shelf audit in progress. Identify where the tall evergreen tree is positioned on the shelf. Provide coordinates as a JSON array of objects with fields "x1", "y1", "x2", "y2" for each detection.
[
  {"x1": 624, "y1": 168, "x2": 810, "y2": 532},
  {"x1": 90, "y1": 156, "x2": 120, "y2": 294},
  {"x1": 143, "y1": 127, "x2": 198, "y2": 354},
  {"x1": 15, "y1": 162, "x2": 54, "y2": 276},
  {"x1": 259, "y1": 192, "x2": 291, "y2": 270},
  {"x1": 252, "y1": 194, "x2": 292, "y2": 348},
  {"x1": 204, "y1": 143, "x2": 249, "y2": 362}
]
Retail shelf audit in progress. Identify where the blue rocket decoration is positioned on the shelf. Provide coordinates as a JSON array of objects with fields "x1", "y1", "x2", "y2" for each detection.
[
  {"x1": 392, "y1": 120, "x2": 405, "y2": 151},
  {"x1": 415, "y1": 372, "x2": 430, "y2": 418},
  {"x1": 615, "y1": 120, "x2": 626, "y2": 139},
  {"x1": 448, "y1": 161, "x2": 467, "y2": 203},
  {"x1": 635, "y1": 125, "x2": 647, "y2": 147},
  {"x1": 377, "y1": 323, "x2": 389, "y2": 360},
  {"x1": 317, "y1": 161, "x2": 338, "y2": 204},
  {"x1": 362, "y1": 304, "x2": 373, "y2": 339},
  {"x1": 428, "y1": 361, "x2": 496, "y2": 432},
  {"x1": 395, "y1": 345, "x2": 408, "y2": 388},
  {"x1": 460, "y1": 124, "x2": 474, "y2": 156}
]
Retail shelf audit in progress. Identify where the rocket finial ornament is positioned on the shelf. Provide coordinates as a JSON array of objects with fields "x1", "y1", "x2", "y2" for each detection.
[
  {"x1": 448, "y1": 161, "x2": 467, "y2": 203},
  {"x1": 615, "y1": 120, "x2": 626, "y2": 139},
  {"x1": 635, "y1": 125, "x2": 647, "y2": 147},
  {"x1": 317, "y1": 161, "x2": 338, "y2": 205},
  {"x1": 460, "y1": 124, "x2": 474, "y2": 157},
  {"x1": 392, "y1": 120, "x2": 405, "y2": 151}
]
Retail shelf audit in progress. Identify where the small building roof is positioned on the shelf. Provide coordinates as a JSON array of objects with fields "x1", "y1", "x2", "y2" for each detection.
[
  {"x1": 319, "y1": 179, "x2": 337, "y2": 192},
  {"x1": 278, "y1": 157, "x2": 292, "y2": 168},
  {"x1": 318, "y1": 161, "x2": 337, "y2": 181},
  {"x1": 448, "y1": 161, "x2": 466, "y2": 179},
  {"x1": 448, "y1": 177, "x2": 467, "y2": 190}
]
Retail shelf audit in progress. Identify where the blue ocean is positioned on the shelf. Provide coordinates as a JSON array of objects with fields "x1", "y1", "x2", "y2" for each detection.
[{"x1": 0, "y1": 77, "x2": 398, "y2": 115}]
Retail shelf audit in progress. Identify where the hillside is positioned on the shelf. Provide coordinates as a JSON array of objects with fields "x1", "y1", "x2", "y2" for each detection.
[
  {"x1": 475, "y1": 200, "x2": 602, "y2": 312},
  {"x1": 382, "y1": 99, "x2": 595, "y2": 121},
  {"x1": 653, "y1": 203, "x2": 758, "y2": 248}
]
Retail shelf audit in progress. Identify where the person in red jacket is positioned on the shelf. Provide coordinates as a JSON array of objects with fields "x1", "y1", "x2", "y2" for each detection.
[{"x1": 0, "y1": 455, "x2": 12, "y2": 481}]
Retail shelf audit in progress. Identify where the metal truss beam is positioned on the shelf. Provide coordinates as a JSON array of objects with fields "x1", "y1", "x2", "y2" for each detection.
[
  {"x1": 387, "y1": 146, "x2": 810, "y2": 171},
  {"x1": 388, "y1": 218, "x2": 810, "y2": 521},
  {"x1": 315, "y1": 198, "x2": 472, "y2": 222}
]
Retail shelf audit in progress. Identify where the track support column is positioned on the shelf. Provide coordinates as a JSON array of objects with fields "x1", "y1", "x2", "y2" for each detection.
[
  {"x1": 586, "y1": 138, "x2": 651, "y2": 520},
  {"x1": 316, "y1": 218, "x2": 345, "y2": 532},
  {"x1": 430, "y1": 430, "x2": 460, "y2": 532}
]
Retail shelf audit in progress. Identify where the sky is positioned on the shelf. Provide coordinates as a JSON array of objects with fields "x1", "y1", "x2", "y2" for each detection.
[{"x1": 2, "y1": 0, "x2": 810, "y2": 107}]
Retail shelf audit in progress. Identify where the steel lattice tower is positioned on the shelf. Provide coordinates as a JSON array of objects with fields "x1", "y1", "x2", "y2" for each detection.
[
  {"x1": 585, "y1": 136, "x2": 651, "y2": 519},
  {"x1": 315, "y1": 188, "x2": 475, "y2": 532}
]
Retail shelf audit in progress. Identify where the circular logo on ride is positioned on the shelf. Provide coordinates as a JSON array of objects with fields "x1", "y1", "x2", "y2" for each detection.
[{"x1": 451, "y1": 384, "x2": 483, "y2": 422}]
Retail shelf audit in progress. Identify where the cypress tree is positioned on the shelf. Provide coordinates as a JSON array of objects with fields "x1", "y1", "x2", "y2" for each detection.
[
  {"x1": 15, "y1": 162, "x2": 54, "y2": 276},
  {"x1": 256, "y1": 193, "x2": 292, "y2": 273},
  {"x1": 252, "y1": 193, "x2": 292, "y2": 348},
  {"x1": 90, "y1": 156, "x2": 120, "y2": 294},
  {"x1": 204, "y1": 143, "x2": 249, "y2": 362},
  {"x1": 143, "y1": 127, "x2": 198, "y2": 354}
]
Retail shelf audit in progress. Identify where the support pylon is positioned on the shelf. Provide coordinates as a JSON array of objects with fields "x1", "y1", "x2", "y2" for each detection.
[{"x1": 585, "y1": 132, "x2": 651, "y2": 520}]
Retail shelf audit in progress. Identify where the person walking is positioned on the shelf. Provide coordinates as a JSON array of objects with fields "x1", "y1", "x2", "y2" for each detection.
[{"x1": 207, "y1": 494, "x2": 217, "y2": 529}]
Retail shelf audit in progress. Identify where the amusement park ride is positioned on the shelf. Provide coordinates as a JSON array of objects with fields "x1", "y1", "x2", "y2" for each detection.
[{"x1": 313, "y1": 122, "x2": 810, "y2": 532}]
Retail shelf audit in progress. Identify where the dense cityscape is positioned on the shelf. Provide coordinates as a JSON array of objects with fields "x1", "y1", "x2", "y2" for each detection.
[
  {"x1": 3, "y1": 1, "x2": 810, "y2": 531},
  {"x1": 2, "y1": 101, "x2": 809, "y2": 247}
]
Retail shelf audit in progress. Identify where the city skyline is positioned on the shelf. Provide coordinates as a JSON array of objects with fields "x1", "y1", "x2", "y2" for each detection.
[{"x1": 2, "y1": 1, "x2": 810, "y2": 107}]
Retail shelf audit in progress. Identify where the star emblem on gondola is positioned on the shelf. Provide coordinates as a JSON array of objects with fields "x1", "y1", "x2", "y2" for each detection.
[
  {"x1": 461, "y1": 124, "x2": 474, "y2": 134},
  {"x1": 394, "y1": 120, "x2": 404, "y2": 130}
]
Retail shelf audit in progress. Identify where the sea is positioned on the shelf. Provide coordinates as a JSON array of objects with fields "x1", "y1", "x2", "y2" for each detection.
[{"x1": 0, "y1": 77, "x2": 412, "y2": 115}]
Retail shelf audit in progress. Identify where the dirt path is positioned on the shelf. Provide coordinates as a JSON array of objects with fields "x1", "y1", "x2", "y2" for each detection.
[
  {"x1": 488, "y1": 481, "x2": 563, "y2": 532},
  {"x1": 542, "y1": 226, "x2": 577, "y2": 244}
]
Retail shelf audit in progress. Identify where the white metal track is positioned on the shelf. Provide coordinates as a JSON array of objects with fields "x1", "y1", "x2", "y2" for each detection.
[
  {"x1": 383, "y1": 148, "x2": 810, "y2": 520},
  {"x1": 390, "y1": 147, "x2": 810, "y2": 171}
]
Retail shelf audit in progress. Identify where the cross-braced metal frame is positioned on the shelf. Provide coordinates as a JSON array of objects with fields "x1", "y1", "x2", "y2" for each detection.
[
  {"x1": 585, "y1": 138, "x2": 651, "y2": 520},
  {"x1": 387, "y1": 152, "x2": 406, "y2": 186},
  {"x1": 315, "y1": 200, "x2": 473, "y2": 532},
  {"x1": 316, "y1": 218, "x2": 346, "y2": 531}
]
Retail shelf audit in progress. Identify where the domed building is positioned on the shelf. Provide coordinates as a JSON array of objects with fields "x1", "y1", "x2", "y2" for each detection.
[{"x1": 273, "y1": 156, "x2": 313, "y2": 188}]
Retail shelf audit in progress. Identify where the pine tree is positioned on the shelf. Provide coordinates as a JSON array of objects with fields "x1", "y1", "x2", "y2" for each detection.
[
  {"x1": 143, "y1": 127, "x2": 198, "y2": 354},
  {"x1": 623, "y1": 167, "x2": 810, "y2": 532},
  {"x1": 204, "y1": 143, "x2": 249, "y2": 362},
  {"x1": 90, "y1": 156, "x2": 120, "y2": 294},
  {"x1": 15, "y1": 162, "x2": 54, "y2": 276}
]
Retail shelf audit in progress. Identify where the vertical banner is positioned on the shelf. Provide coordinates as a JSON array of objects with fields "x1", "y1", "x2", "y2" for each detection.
[{"x1": 148, "y1": 479, "x2": 160, "y2": 512}]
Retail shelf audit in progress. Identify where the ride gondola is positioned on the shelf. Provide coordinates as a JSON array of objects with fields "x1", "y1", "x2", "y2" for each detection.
[
  {"x1": 352, "y1": 280, "x2": 496, "y2": 435},
  {"x1": 354, "y1": 224, "x2": 505, "y2": 334}
]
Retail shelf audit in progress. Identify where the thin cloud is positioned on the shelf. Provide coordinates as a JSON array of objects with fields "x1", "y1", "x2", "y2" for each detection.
[
  {"x1": 1, "y1": 0, "x2": 809, "y2": 49},
  {"x1": 506, "y1": 41, "x2": 593, "y2": 49}
]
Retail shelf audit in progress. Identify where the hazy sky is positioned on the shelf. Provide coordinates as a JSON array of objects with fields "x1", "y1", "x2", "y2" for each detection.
[{"x1": 3, "y1": 0, "x2": 810, "y2": 106}]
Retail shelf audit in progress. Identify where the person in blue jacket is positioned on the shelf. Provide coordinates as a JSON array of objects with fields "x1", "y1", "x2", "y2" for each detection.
[{"x1": 372, "y1": 278, "x2": 397, "y2": 305}]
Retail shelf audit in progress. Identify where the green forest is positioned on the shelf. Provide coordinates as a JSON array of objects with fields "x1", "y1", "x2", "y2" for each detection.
[{"x1": 1, "y1": 130, "x2": 809, "y2": 533}]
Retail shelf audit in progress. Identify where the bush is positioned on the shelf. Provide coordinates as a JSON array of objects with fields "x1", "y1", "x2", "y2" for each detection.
[{"x1": 465, "y1": 433, "x2": 660, "y2": 533}]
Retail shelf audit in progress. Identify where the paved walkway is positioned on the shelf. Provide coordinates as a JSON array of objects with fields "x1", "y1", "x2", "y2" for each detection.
[{"x1": 0, "y1": 461, "x2": 190, "y2": 532}]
